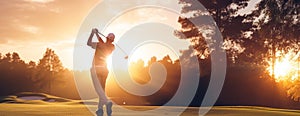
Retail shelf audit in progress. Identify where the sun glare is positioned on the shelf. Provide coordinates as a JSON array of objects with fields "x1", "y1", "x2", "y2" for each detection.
[
  {"x1": 128, "y1": 43, "x2": 178, "y2": 65},
  {"x1": 106, "y1": 55, "x2": 113, "y2": 70},
  {"x1": 267, "y1": 50, "x2": 300, "y2": 82}
]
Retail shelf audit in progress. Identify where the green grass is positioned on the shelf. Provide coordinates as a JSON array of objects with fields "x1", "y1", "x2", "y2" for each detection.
[
  {"x1": 0, "y1": 93, "x2": 299, "y2": 116},
  {"x1": 0, "y1": 104, "x2": 300, "y2": 116}
]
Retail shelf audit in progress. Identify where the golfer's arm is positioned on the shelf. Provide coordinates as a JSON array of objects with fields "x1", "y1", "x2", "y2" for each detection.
[
  {"x1": 87, "y1": 31, "x2": 96, "y2": 49},
  {"x1": 95, "y1": 32, "x2": 104, "y2": 43}
]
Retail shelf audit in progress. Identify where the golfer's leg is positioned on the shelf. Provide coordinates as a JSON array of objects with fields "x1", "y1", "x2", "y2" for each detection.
[
  {"x1": 100, "y1": 69, "x2": 112, "y2": 116},
  {"x1": 98, "y1": 72, "x2": 109, "y2": 106},
  {"x1": 90, "y1": 67, "x2": 104, "y2": 116},
  {"x1": 90, "y1": 67, "x2": 104, "y2": 99}
]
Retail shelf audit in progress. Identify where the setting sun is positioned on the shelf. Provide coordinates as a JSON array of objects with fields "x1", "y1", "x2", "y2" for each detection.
[{"x1": 267, "y1": 50, "x2": 300, "y2": 82}]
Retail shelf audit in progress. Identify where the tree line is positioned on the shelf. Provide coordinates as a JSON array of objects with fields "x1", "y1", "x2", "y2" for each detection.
[
  {"x1": 0, "y1": 48, "x2": 79, "y2": 99},
  {"x1": 0, "y1": 49, "x2": 299, "y2": 108},
  {"x1": 116, "y1": 55, "x2": 300, "y2": 109}
]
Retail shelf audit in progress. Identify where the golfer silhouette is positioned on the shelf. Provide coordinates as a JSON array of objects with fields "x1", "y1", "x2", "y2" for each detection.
[{"x1": 87, "y1": 28, "x2": 115, "y2": 116}]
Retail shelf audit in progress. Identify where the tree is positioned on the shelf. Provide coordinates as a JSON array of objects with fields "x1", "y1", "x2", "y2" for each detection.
[
  {"x1": 27, "y1": 61, "x2": 36, "y2": 69},
  {"x1": 175, "y1": 0, "x2": 252, "y2": 62},
  {"x1": 250, "y1": 0, "x2": 299, "y2": 74},
  {"x1": 0, "y1": 51, "x2": 80, "y2": 99},
  {"x1": 147, "y1": 56, "x2": 157, "y2": 66},
  {"x1": 129, "y1": 59, "x2": 149, "y2": 84},
  {"x1": 246, "y1": 0, "x2": 300, "y2": 101},
  {"x1": 246, "y1": 0, "x2": 300, "y2": 65},
  {"x1": 11, "y1": 52, "x2": 22, "y2": 63},
  {"x1": 34, "y1": 48, "x2": 65, "y2": 94},
  {"x1": 3, "y1": 53, "x2": 12, "y2": 62},
  {"x1": 0, "y1": 52, "x2": 34, "y2": 95}
]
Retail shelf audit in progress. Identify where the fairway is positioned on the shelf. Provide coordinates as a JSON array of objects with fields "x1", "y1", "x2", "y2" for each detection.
[{"x1": 0, "y1": 104, "x2": 300, "y2": 116}]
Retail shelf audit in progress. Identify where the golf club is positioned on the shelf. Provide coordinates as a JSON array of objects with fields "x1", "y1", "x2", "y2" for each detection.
[{"x1": 96, "y1": 30, "x2": 129, "y2": 59}]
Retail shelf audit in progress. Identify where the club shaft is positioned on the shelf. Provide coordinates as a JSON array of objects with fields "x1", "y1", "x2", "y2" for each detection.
[
  {"x1": 115, "y1": 44, "x2": 128, "y2": 56},
  {"x1": 97, "y1": 32, "x2": 106, "y2": 37}
]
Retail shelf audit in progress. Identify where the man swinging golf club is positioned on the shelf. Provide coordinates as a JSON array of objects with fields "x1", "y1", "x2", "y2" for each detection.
[{"x1": 87, "y1": 28, "x2": 115, "y2": 116}]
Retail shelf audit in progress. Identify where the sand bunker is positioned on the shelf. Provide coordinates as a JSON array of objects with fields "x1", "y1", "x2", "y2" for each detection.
[
  {"x1": 0, "y1": 92, "x2": 74, "y2": 104},
  {"x1": 18, "y1": 96, "x2": 46, "y2": 100}
]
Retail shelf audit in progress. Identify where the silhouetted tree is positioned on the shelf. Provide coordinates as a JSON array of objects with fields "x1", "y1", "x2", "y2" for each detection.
[
  {"x1": 244, "y1": 0, "x2": 300, "y2": 100},
  {"x1": 242, "y1": 0, "x2": 300, "y2": 65},
  {"x1": 34, "y1": 48, "x2": 65, "y2": 94},
  {"x1": 147, "y1": 56, "x2": 157, "y2": 66},
  {"x1": 173, "y1": 0, "x2": 300, "y2": 108},
  {"x1": 127, "y1": 55, "x2": 181, "y2": 105},
  {"x1": 0, "y1": 50, "x2": 81, "y2": 99},
  {"x1": 0, "y1": 52, "x2": 34, "y2": 95},
  {"x1": 176, "y1": 0, "x2": 252, "y2": 62},
  {"x1": 129, "y1": 59, "x2": 149, "y2": 84}
]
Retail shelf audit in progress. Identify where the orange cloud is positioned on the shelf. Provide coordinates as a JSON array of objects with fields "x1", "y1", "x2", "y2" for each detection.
[
  {"x1": 24, "y1": 0, "x2": 55, "y2": 4},
  {"x1": 0, "y1": 0, "x2": 99, "y2": 68}
]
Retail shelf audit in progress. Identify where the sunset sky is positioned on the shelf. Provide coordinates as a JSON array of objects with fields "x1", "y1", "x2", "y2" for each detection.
[
  {"x1": 0, "y1": 0, "x2": 259, "y2": 69},
  {"x1": 0, "y1": 0, "x2": 100, "y2": 69}
]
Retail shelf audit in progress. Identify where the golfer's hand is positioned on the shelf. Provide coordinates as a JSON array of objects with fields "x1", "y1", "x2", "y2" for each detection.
[{"x1": 92, "y1": 29, "x2": 96, "y2": 33}]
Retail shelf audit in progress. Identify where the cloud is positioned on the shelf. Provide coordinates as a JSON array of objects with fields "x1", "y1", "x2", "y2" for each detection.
[
  {"x1": 23, "y1": 0, "x2": 54, "y2": 4},
  {"x1": 0, "y1": 0, "x2": 98, "y2": 42},
  {"x1": 20, "y1": 25, "x2": 40, "y2": 34},
  {"x1": 0, "y1": 0, "x2": 100, "y2": 68}
]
